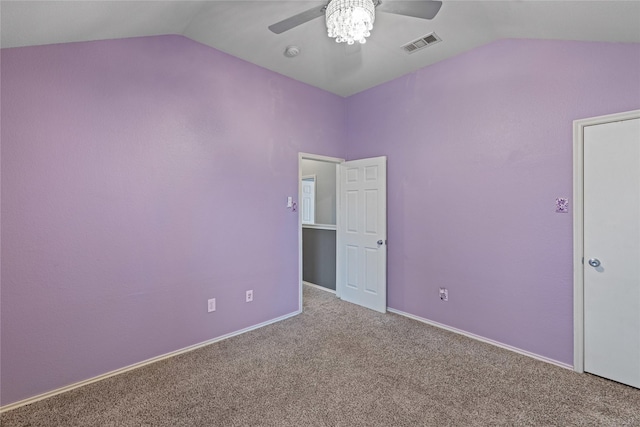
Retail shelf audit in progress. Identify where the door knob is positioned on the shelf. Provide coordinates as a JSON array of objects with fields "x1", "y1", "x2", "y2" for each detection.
[
  {"x1": 377, "y1": 240, "x2": 384, "y2": 246},
  {"x1": 588, "y1": 258, "x2": 601, "y2": 268}
]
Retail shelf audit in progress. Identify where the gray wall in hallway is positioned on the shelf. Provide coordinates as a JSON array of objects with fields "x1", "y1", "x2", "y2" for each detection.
[{"x1": 302, "y1": 228, "x2": 336, "y2": 290}]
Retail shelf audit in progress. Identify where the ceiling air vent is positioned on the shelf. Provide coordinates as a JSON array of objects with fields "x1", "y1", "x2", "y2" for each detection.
[{"x1": 402, "y1": 32, "x2": 441, "y2": 54}]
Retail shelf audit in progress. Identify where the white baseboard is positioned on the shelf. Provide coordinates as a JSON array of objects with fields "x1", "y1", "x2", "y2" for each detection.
[
  {"x1": 303, "y1": 281, "x2": 336, "y2": 294},
  {"x1": 0, "y1": 310, "x2": 301, "y2": 414},
  {"x1": 387, "y1": 308, "x2": 573, "y2": 371}
]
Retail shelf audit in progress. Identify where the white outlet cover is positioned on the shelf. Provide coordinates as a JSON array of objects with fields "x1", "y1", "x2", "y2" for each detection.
[
  {"x1": 246, "y1": 290, "x2": 253, "y2": 302},
  {"x1": 208, "y1": 298, "x2": 216, "y2": 312}
]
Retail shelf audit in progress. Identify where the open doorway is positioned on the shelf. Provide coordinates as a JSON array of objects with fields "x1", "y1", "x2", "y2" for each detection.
[
  {"x1": 298, "y1": 153, "x2": 343, "y2": 311},
  {"x1": 298, "y1": 152, "x2": 388, "y2": 314}
]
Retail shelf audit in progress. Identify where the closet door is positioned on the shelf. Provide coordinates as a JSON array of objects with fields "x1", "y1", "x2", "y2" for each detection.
[{"x1": 583, "y1": 117, "x2": 639, "y2": 388}]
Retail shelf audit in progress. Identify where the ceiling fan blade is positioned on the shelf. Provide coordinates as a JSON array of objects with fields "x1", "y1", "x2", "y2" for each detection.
[
  {"x1": 376, "y1": 0, "x2": 442, "y2": 20},
  {"x1": 268, "y1": 4, "x2": 327, "y2": 34}
]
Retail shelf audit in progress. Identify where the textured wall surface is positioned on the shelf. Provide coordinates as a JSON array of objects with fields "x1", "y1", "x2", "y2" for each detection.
[
  {"x1": 345, "y1": 39, "x2": 640, "y2": 365},
  {"x1": 0, "y1": 35, "x2": 345, "y2": 405},
  {"x1": 3, "y1": 35, "x2": 639, "y2": 407}
]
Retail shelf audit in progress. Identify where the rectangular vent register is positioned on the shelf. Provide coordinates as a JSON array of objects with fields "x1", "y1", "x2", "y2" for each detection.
[{"x1": 402, "y1": 32, "x2": 442, "y2": 54}]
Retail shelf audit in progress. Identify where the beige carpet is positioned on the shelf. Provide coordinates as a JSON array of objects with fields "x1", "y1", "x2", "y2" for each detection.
[{"x1": 2, "y1": 284, "x2": 639, "y2": 426}]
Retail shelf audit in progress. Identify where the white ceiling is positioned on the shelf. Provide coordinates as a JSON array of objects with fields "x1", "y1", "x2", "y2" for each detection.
[{"x1": 2, "y1": 1, "x2": 640, "y2": 96}]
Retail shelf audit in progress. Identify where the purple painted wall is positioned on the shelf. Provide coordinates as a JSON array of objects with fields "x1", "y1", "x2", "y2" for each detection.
[
  {"x1": 2, "y1": 35, "x2": 639, "y2": 407},
  {"x1": 0, "y1": 35, "x2": 345, "y2": 406},
  {"x1": 346, "y1": 39, "x2": 640, "y2": 365}
]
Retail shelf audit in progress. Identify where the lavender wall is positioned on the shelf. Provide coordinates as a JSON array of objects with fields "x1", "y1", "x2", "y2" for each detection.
[
  {"x1": 3, "y1": 35, "x2": 639, "y2": 407},
  {"x1": 0, "y1": 35, "x2": 345, "y2": 406},
  {"x1": 346, "y1": 39, "x2": 640, "y2": 365}
]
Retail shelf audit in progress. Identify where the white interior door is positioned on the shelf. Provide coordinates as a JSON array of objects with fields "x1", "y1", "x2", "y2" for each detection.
[
  {"x1": 337, "y1": 156, "x2": 387, "y2": 313},
  {"x1": 583, "y1": 117, "x2": 640, "y2": 388},
  {"x1": 301, "y1": 176, "x2": 316, "y2": 225}
]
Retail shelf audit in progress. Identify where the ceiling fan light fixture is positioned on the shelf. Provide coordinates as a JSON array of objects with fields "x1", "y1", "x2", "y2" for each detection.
[{"x1": 326, "y1": 0, "x2": 375, "y2": 45}]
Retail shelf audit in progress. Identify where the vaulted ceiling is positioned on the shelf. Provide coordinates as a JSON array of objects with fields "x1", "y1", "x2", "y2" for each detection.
[{"x1": 2, "y1": 1, "x2": 640, "y2": 96}]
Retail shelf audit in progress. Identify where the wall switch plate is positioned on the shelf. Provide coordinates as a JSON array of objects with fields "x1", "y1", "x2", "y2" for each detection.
[
  {"x1": 287, "y1": 197, "x2": 293, "y2": 208},
  {"x1": 246, "y1": 290, "x2": 253, "y2": 302},
  {"x1": 207, "y1": 298, "x2": 216, "y2": 312},
  {"x1": 555, "y1": 197, "x2": 569, "y2": 213},
  {"x1": 439, "y1": 288, "x2": 448, "y2": 301}
]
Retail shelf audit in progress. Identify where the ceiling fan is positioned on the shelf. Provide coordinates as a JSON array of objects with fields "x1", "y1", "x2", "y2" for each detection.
[{"x1": 268, "y1": 0, "x2": 442, "y2": 45}]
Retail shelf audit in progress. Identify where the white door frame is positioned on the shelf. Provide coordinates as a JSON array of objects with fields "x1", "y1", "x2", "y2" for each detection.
[
  {"x1": 298, "y1": 153, "x2": 344, "y2": 312},
  {"x1": 572, "y1": 109, "x2": 640, "y2": 372}
]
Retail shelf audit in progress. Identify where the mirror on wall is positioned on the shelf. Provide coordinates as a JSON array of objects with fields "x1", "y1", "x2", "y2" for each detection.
[{"x1": 301, "y1": 175, "x2": 316, "y2": 225}]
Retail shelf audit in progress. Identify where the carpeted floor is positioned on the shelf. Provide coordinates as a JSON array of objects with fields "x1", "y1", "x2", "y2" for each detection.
[{"x1": 2, "y1": 284, "x2": 639, "y2": 426}]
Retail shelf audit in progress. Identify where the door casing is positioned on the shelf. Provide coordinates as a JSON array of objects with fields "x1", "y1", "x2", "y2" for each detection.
[{"x1": 572, "y1": 109, "x2": 640, "y2": 372}]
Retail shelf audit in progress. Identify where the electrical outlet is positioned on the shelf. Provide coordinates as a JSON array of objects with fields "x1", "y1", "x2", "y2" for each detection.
[
  {"x1": 246, "y1": 290, "x2": 253, "y2": 303},
  {"x1": 439, "y1": 288, "x2": 448, "y2": 301},
  {"x1": 207, "y1": 298, "x2": 216, "y2": 312}
]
